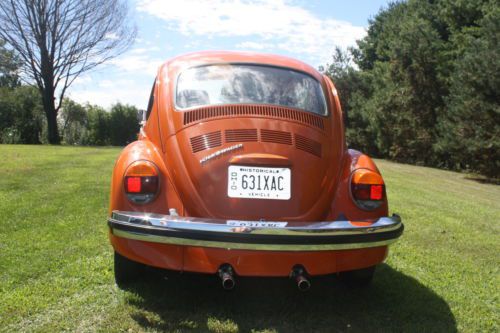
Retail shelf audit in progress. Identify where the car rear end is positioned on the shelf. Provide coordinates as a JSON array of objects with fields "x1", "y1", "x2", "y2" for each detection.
[{"x1": 108, "y1": 51, "x2": 403, "y2": 289}]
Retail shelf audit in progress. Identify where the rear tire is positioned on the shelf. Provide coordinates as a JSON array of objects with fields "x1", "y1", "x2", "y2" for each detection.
[
  {"x1": 114, "y1": 251, "x2": 143, "y2": 288},
  {"x1": 338, "y1": 265, "x2": 376, "y2": 287}
]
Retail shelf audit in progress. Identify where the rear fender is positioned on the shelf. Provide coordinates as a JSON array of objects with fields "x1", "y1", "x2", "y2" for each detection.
[
  {"x1": 108, "y1": 139, "x2": 184, "y2": 216},
  {"x1": 330, "y1": 149, "x2": 389, "y2": 220}
]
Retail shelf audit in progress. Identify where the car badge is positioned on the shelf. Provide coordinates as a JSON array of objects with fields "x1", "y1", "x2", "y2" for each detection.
[{"x1": 200, "y1": 143, "x2": 243, "y2": 165}]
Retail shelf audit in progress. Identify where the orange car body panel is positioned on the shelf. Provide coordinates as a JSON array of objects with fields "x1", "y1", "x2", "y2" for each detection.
[
  {"x1": 110, "y1": 233, "x2": 388, "y2": 276},
  {"x1": 108, "y1": 51, "x2": 392, "y2": 277}
]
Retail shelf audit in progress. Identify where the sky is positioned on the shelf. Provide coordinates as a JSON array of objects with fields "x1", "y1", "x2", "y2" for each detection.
[{"x1": 68, "y1": 0, "x2": 392, "y2": 110}]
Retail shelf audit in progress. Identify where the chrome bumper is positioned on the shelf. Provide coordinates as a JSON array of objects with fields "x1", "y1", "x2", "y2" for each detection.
[
  {"x1": 108, "y1": 211, "x2": 404, "y2": 251},
  {"x1": 108, "y1": 211, "x2": 403, "y2": 251}
]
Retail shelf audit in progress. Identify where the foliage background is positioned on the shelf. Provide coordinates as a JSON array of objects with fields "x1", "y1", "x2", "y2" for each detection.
[{"x1": 321, "y1": 0, "x2": 499, "y2": 178}]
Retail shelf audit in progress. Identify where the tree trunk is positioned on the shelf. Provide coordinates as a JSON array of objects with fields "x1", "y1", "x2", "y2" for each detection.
[{"x1": 42, "y1": 87, "x2": 60, "y2": 144}]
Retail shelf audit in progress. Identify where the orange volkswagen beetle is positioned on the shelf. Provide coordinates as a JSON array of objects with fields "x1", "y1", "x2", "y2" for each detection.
[{"x1": 108, "y1": 51, "x2": 403, "y2": 290}]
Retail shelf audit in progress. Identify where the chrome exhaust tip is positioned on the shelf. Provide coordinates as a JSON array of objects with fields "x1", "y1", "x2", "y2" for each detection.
[
  {"x1": 296, "y1": 274, "x2": 311, "y2": 291},
  {"x1": 218, "y1": 264, "x2": 235, "y2": 290},
  {"x1": 291, "y1": 265, "x2": 310, "y2": 292}
]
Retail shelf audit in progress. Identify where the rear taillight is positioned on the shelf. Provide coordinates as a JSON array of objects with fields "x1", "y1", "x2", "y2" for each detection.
[
  {"x1": 124, "y1": 160, "x2": 159, "y2": 204},
  {"x1": 350, "y1": 169, "x2": 385, "y2": 210}
]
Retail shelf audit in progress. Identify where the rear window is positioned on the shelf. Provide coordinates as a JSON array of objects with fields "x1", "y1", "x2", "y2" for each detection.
[{"x1": 176, "y1": 64, "x2": 327, "y2": 115}]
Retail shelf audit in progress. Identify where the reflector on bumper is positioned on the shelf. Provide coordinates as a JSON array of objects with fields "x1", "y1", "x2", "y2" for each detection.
[{"x1": 108, "y1": 211, "x2": 404, "y2": 251}]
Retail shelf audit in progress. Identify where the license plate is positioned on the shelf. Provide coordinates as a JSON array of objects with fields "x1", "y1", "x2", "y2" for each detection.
[
  {"x1": 227, "y1": 220, "x2": 288, "y2": 228},
  {"x1": 227, "y1": 165, "x2": 291, "y2": 200}
]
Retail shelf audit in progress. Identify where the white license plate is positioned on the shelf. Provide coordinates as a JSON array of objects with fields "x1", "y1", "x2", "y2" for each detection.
[
  {"x1": 227, "y1": 220, "x2": 288, "y2": 228},
  {"x1": 227, "y1": 165, "x2": 291, "y2": 200}
]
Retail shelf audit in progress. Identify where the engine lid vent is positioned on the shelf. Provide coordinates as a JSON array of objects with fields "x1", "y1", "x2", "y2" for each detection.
[
  {"x1": 225, "y1": 129, "x2": 258, "y2": 142},
  {"x1": 260, "y1": 129, "x2": 292, "y2": 145},
  {"x1": 190, "y1": 131, "x2": 222, "y2": 153},
  {"x1": 183, "y1": 105, "x2": 325, "y2": 130},
  {"x1": 295, "y1": 134, "x2": 322, "y2": 157}
]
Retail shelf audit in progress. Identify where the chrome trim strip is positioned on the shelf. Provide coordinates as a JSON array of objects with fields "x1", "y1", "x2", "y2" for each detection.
[
  {"x1": 111, "y1": 228, "x2": 399, "y2": 251},
  {"x1": 108, "y1": 211, "x2": 403, "y2": 251}
]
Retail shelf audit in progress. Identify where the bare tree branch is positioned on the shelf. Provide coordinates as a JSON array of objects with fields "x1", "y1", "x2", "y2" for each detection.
[{"x1": 0, "y1": 0, "x2": 136, "y2": 143}]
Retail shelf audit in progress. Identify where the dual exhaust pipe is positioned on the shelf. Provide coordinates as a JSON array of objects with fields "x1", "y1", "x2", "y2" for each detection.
[
  {"x1": 217, "y1": 264, "x2": 310, "y2": 291},
  {"x1": 218, "y1": 265, "x2": 236, "y2": 290},
  {"x1": 291, "y1": 266, "x2": 311, "y2": 292}
]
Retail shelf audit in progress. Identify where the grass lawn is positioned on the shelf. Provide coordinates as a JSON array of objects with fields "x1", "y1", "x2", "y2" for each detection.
[{"x1": 0, "y1": 144, "x2": 498, "y2": 332}]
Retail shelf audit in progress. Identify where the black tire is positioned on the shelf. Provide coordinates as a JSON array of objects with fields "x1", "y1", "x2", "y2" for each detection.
[
  {"x1": 114, "y1": 251, "x2": 143, "y2": 288},
  {"x1": 338, "y1": 265, "x2": 376, "y2": 287}
]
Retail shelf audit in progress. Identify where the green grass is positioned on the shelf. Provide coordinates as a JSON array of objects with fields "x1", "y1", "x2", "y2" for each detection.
[{"x1": 0, "y1": 144, "x2": 498, "y2": 332}]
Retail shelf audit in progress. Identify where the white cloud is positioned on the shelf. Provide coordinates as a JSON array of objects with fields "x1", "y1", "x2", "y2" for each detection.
[
  {"x1": 236, "y1": 41, "x2": 275, "y2": 50},
  {"x1": 130, "y1": 46, "x2": 160, "y2": 55},
  {"x1": 109, "y1": 54, "x2": 163, "y2": 74},
  {"x1": 69, "y1": 78, "x2": 150, "y2": 109},
  {"x1": 68, "y1": 47, "x2": 164, "y2": 108},
  {"x1": 98, "y1": 79, "x2": 113, "y2": 88},
  {"x1": 104, "y1": 32, "x2": 119, "y2": 40},
  {"x1": 136, "y1": 0, "x2": 366, "y2": 61},
  {"x1": 130, "y1": 47, "x2": 149, "y2": 55},
  {"x1": 72, "y1": 75, "x2": 92, "y2": 85}
]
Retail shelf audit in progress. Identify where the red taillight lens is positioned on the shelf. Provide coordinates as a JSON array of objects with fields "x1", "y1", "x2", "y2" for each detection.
[
  {"x1": 351, "y1": 169, "x2": 385, "y2": 210},
  {"x1": 124, "y1": 176, "x2": 158, "y2": 193},
  {"x1": 124, "y1": 161, "x2": 159, "y2": 204},
  {"x1": 126, "y1": 177, "x2": 142, "y2": 193},
  {"x1": 370, "y1": 185, "x2": 383, "y2": 200}
]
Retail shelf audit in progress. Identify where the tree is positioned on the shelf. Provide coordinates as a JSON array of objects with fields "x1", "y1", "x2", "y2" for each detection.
[
  {"x1": 0, "y1": 85, "x2": 44, "y2": 144},
  {"x1": 322, "y1": 0, "x2": 498, "y2": 178},
  {"x1": 84, "y1": 104, "x2": 109, "y2": 146},
  {"x1": 108, "y1": 103, "x2": 140, "y2": 146},
  {"x1": 347, "y1": 1, "x2": 447, "y2": 164},
  {"x1": 436, "y1": 2, "x2": 500, "y2": 177},
  {"x1": 320, "y1": 47, "x2": 376, "y2": 153},
  {"x1": 1, "y1": 39, "x2": 43, "y2": 143},
  {"x1": 0, "y1": 0, "x2": 135, "y2": 144},
  {"x1": 59, "y1": 98, "x2": 87, "y2": 144},
  {"x1": 320, "y1": 47, "x2": 357, "y2": 119},
  {"x1": 0, "y1": 38, "x2": 20, "y2": 88}
]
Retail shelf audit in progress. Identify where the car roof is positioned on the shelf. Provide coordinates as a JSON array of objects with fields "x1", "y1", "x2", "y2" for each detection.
[{"x1": 160, "y1": 50, "x2": 323, "y2": 81}]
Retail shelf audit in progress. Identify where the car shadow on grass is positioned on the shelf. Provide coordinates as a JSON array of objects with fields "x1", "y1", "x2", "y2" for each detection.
[
  {"x1": 123, "y1": 264, "x2": 456, "y2": 333},
  {"x1": 464, "y1": 176, "x2": 500, "y2": 185}
]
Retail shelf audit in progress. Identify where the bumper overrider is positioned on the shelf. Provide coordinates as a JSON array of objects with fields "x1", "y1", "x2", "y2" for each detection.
[{"x1": 108, "y1": 211, "x2": 404, "y2": 251}]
